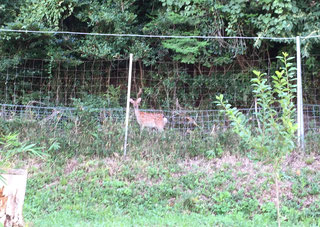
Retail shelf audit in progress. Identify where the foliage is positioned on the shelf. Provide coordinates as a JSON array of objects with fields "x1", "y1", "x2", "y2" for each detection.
[
  {"x1": 21, "y1": 147, "x2": 320, "y2": 226},
  {"x1": 0, "y1": 102, "x2": 319, "y2": 226},
  {"x1": 162, "y1": 38, "x2": 208, "y2": 64},
  {"x1": 1, "y1": 1, "x2": 320, "y2": 109},
  {"x1": 216, "y1": 53, "x2": 297, "y2": 161},
  {"x1": 216, "y1": 52, "x2": 298, "y2": 226},
  {"x1": 0, "y1": 132, "x2": 45, "y2": 166},
  {"x1": 0, "y1": 131, "x2": 46, "y2": 183},
  {"x1": 1, "y1": 0, "x2": 320, "y2": 61}
]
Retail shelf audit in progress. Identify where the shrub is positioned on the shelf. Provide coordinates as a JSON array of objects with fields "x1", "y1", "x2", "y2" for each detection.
[{"x1": 216, "y1": 52, "x2": 297, "y2": 226}]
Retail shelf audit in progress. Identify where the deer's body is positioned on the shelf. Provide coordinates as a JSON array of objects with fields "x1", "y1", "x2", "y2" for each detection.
[{"x1": 130, "y1": 98, "x2": 168, "y2": 132}]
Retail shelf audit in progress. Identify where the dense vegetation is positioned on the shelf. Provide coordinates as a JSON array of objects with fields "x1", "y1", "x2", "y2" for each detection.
[
  {"x1": 0, "y1": 54, "x2": 318, "y2": 226},
  {"x1": 0, "y1": 2, "x2": 320, "y2": 226},
  {"x1": 1, "y1": 0, "x2": 320, "y2": 108},
  {"x1": 1, "y1": 0, "x2": 320, "y2": 60},
  {"x1": 1, "y1": 112, "x2": 319, "y2": 226}
]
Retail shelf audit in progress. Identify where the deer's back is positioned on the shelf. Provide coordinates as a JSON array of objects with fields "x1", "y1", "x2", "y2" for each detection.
[{"x1": 137, "y1": 111, "x2": 167, "y2": 128}]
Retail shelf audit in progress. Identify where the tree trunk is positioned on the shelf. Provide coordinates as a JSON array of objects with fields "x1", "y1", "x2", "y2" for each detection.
[
  {"x1": 138, "y1": 60, "x2": 144, "y2": 89},
  {"x1": 0, "y1": 169, "x2": 28, "y2": 227}
]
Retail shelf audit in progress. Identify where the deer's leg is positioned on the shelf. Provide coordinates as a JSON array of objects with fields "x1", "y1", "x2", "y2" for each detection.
[
  {"x1": 139, "y1": 126, "x2": 144, "y2": 138},
  {"x1": 157, "y1": 126, "x2": 164, "y2": 132}
]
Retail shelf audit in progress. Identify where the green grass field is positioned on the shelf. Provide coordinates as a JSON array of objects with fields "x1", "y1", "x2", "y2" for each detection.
[
  {"x1": 23, "y1": 153, "x2": 320, "y2": 227},
  {"x1": 1, "y1": 117, "x2": 319, "y2": 227}
]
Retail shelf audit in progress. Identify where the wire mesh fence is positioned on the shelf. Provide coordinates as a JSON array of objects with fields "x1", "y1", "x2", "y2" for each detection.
[
  {"x1": 302, "y1": 57, "x2": 320, "y2": 105},
  {"x1": 0, "y1": 56, "x2": 279, "y2": 135},
  {"x1": 1, "y1": 102, "x2": 319, "y2": 137},
  {"x1": 0, "y1": 104, "x2": 126, "y2": 125},
  {"x1": 0, "y1": 55, "x2": 288, "y2": 108},
  {"x1": 304, "y1": 104, "x2": 320, "y2": 132},
  {"x1": 0, "y1": 55, "x2": 319, "y2": 134},
  {"x1": 0, "y1": 31, "x2": 319, "y2": 151},
  {"x1": 0, "y1": 57, "x2": 130, "y2": 107}
]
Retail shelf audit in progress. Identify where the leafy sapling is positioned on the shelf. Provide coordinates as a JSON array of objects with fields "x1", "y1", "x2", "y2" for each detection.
[{"x1": 216, "y1": 52, "x2": 297, "y2": 227}]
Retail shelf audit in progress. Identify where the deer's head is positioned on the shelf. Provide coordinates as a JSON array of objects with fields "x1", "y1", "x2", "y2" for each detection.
[{"x1": 130, "y1": 98, "x2": 141, "y2": 109}]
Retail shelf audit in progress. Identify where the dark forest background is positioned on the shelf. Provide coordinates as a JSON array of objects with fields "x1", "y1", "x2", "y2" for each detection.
[{"x1": 1, "y1": 0, "x2": 320, "y2": 109}]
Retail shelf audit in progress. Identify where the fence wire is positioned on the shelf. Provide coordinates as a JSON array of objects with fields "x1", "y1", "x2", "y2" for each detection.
[
  {"x1": 0, "y1": 56, "x2": 281, "y2": 108},
  {"x1": 1, "y1": 103, "x2": 318, "y2": 135},
  {"x1": 0, "y1": 55, "x2": 320, "y2": 134}
]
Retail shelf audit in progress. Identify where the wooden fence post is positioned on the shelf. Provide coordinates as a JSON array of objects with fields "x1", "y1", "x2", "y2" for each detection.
[{"x1": 0, "y1": 169, "x2": 28, "y2": 227}]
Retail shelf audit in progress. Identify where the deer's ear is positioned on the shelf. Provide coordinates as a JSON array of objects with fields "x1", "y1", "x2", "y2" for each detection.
[
  {"x1": 137, "y1": 98, "x2": 141, "y2": 103},
  {"x1": 129, "y1": 98, "x2": 134, "y2": 103}
]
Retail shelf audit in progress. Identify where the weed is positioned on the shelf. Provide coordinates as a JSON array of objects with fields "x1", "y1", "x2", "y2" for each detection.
[{"x1": 305, "y1": 156, "x2": 315, "y2": 165}]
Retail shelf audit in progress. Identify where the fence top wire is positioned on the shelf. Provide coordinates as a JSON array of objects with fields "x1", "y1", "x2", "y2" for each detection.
[
  {"x1": 0, "y1": 103, "x2": 299, "y2": 114},
  {"x1": 0, "y1": 103, "x2": 124, "y2": 112},
  {"x1": 0, "y1": 28, "x2": 302, "y2": 40}
]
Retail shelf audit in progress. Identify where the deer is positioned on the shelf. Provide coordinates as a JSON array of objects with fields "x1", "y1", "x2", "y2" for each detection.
[{"x1": 130, "y1": 88, "x2": 168, "y2": 132}]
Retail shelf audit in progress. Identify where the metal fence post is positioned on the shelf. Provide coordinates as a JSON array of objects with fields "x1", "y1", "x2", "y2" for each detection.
[
  {"x1": 296, "y1": 36, "x2": 305, "y2": 150},
  {"x1": 123, "y1": 53, "x2": 133, "y2": 156}
]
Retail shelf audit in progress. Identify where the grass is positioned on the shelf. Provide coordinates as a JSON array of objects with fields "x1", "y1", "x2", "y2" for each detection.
[
  {"x1": 22, "y1": 156, "x2": 320, "y2": 227},
  {"x1": 0, "y1": 112, "x2": 320, "y2": 227},
  {"x1": 22, "y1": 153, "x2": 320, "y2": 227},
  {"x1": 30, "y1": 211, "x2": 288, "y2": 227}
]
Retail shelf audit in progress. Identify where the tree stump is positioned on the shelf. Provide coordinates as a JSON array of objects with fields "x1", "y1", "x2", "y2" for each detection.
[{"x1": 0, "y1": 169, "x2": 28, "y2": 227}]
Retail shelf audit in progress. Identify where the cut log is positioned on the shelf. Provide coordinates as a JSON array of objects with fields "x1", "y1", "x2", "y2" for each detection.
[{"x1": 0, "y1": 169, "x2": 28, "y2": 227}]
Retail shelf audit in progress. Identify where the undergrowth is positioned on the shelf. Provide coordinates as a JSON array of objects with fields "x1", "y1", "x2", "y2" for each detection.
[
  {"x1": 0, "y1": 113, "x2": 235, "y2": 160},
  {"x1": 22, "y1": 151, "x2": 320, "y2": 227},
  {"x1": 0, "y1": 84, "x2": 319, "y2": 226},
  {"x1": 0, "y1": 116, "x2": 319, "y2": 226}
]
